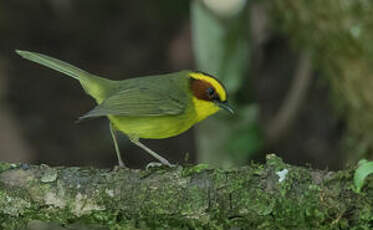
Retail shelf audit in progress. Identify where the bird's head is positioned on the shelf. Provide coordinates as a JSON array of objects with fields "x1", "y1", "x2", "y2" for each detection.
[{"x1": 189, "y1": 71, "x2": 233, "y2": 122}]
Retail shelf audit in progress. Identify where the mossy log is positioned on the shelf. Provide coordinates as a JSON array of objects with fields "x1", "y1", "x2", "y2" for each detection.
[{"x1": 0, "y1": 155, "x2": 371, "y2": 229}]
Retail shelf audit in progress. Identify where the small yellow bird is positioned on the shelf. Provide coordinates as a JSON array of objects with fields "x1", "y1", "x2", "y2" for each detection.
[{"x1": 16, "y1": 50, "x2": 233, "y2": 167}]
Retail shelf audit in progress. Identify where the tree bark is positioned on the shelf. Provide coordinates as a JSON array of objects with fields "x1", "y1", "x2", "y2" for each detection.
[{"x1": 0, "y1": 155, "x2": 371, "y2": 229}]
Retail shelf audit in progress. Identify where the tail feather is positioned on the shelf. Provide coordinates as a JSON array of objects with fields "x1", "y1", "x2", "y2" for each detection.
[
  {"x1": 16, "y1": 50, "x2": 115, "y2": 103},
  {"x1": 16, "y1": 50, "x2": 89, "y2": 81}
]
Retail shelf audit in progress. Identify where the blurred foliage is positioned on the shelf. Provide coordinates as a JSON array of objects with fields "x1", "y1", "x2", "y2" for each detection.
[
  {"x1": 271, "y1": 0, "x2": 373, "y2": 163},
  {"x1": 191, "y1": 0, "x2": 249, "y2": 93},
  {"x1": 225, "y1": 105, "x2": 264, "y2": 164},
  {"x1": 191, "y1": 0, "x2": 262, "y2": 166}
]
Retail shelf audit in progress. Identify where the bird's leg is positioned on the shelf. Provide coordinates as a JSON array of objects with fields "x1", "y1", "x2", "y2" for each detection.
[
  {"x1": 129, "y1": 137, "x2": 174, "y2": 167},
  {"x1": 109, "y1": 122, "x2": 125, "y2": 167}
]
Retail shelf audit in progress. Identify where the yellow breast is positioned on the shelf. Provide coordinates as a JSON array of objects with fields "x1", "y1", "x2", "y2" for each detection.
[{"x1": 109, "y1": 97, "x2": 220, "y2": 139}]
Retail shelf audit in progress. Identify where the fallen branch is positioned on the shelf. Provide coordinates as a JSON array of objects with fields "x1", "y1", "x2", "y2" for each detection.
[{"x1": 0, "y1": 155, "x2": 371, "y2": 229}]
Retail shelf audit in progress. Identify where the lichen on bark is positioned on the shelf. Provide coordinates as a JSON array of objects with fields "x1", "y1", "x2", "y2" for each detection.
[{"x1": 0, "y1": 155, "x2": 371, "y2": 229}]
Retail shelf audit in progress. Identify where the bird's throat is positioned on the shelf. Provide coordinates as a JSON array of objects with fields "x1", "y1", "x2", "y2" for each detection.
[{"x1": 192, "y1": 97, "x2": 220, "y2": 123}]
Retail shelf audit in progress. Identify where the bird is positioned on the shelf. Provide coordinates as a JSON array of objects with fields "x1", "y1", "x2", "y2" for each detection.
[{"x1": 16, "y1": 50, "x2": 233, "y2": 167}]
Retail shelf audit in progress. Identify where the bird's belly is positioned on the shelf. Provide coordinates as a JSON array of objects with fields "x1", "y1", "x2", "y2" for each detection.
[{"x1": 109, "y1": 114, "x2": 197, "y2": 139}]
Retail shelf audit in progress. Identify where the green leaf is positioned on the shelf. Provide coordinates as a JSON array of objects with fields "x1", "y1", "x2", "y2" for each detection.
[{"x1": 353, "y1": 159, "x2": 373, "y2": 193}]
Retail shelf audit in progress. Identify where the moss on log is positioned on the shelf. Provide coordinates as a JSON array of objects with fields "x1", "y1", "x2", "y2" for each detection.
[{"x1": 0, "y1": 155, "x2": 371, "y2": 229}]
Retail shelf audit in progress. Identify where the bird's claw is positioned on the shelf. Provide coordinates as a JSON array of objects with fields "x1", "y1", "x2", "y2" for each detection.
[
  {"x1": 113, "y1": 164, "x2": 127, "y2": 172},
  {"x1": 146, "y1": 162, "x2": 176, "y2": 170}
]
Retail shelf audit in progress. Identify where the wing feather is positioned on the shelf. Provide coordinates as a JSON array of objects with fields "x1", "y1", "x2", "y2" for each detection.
[{"x1": 79, "y1": 73, "x2": 189, "y2": 119}]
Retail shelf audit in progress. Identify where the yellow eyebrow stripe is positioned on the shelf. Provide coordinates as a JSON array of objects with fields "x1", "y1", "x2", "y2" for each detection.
[{"x1": 189, "y1": 72, "x2": 227, "y2": 101}]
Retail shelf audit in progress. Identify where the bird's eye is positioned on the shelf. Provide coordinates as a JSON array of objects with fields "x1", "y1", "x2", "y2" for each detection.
[{"x1": 207, "y1": 87, "x2": 215, "y2": 96}]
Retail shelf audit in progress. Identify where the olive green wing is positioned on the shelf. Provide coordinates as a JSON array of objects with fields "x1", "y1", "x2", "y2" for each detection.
[{"x1": 79, "y1": 74, "x2": 189, "y2": 119}]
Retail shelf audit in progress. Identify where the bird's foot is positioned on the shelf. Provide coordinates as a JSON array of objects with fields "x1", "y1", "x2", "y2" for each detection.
[
  {"x1": 113, "y1": 164, "x2": 127, "y2": 172},
  {"x1": 146, "y1": 162, "x2": 176, "y2": 170}
]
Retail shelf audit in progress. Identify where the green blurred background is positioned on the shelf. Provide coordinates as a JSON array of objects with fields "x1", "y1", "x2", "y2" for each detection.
[{"x1": 1, "y1": 0, "x2": 372, "y2": 169}]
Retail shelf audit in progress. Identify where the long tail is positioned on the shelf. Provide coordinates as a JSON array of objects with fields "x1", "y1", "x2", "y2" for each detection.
[{"x1": 16, "y1": 50, "x2": 114, "y2": 103}]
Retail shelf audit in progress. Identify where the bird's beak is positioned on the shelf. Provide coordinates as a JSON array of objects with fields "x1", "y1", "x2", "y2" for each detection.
[{"x1": 216, "y1": 101, "x2": 234, "y2": 114}]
